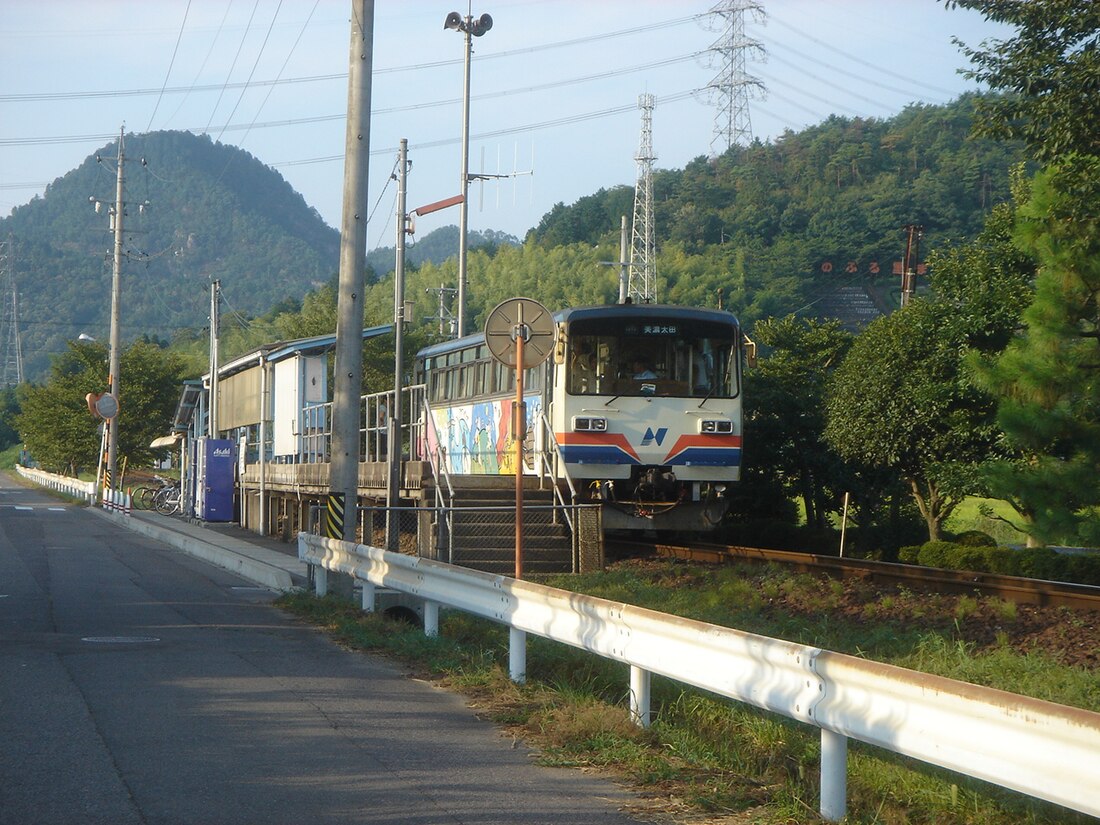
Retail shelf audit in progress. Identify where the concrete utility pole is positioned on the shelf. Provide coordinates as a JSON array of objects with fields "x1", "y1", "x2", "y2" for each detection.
[
  {"x1": 208, "y1": 279, "x2": 221, "y2": 437},
  {"x1": 386, "y1": 139, "x2": 410, "y2": 552},
  {"x1": 106, "y1": 127, "x2": 125, "y2": 490},
  {"x1": 328, "y1": 0, "x2": 375, "y2": 565}
]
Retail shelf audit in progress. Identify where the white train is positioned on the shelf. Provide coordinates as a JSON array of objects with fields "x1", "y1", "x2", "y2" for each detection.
[{"x1": 415, "y1": 303, "x2": 745, "y2": 532}]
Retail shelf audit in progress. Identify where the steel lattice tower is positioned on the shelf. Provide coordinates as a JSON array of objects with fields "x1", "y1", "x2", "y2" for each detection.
[
  {"x1": 702, "y1": 0, "x2": 766, "y2": 154},
  {"x1": 0, "y1": 237, "x2": 23, "y2": 388},
  {"x1": 628, "y1": 93, "x2": 657, "y2": 303}
]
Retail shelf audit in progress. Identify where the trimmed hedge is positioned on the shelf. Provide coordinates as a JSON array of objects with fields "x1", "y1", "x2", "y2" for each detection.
[{"x1": 898, "y1": 541, "x2": 1100, "y2": 586}]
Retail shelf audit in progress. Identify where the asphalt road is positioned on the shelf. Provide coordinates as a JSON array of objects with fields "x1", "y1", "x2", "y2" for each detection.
[{"x1": 0, "y1": 476, "x2": 641, "y2": 825}]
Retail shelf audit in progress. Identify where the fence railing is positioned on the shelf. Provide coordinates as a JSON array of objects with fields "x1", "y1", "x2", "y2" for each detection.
[
  {"x1": 296, "y1": 385, "x2": 427, "y2": 466},
  {"x1": 15, "y1": 465, "x2": 96, "y2": 503},
  {"x1": 298, "y1": 531, "x2": 1100, "y2": 823}
]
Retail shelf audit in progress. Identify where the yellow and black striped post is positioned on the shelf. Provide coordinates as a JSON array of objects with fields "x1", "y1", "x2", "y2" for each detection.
[{"x1": 324, "y1": 492, "x2": 346, "y2": 540}]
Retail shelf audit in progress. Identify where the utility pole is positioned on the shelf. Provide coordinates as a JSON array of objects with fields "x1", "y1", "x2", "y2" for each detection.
[
  {"x1": 106, "y1": 127, "x2": 125, "y2": 490},
  {"x1": 208, "y1": 279, "x2": 221, "y2": 436},
  {"x1": 386, "y1": 139, "x2": 410, "y2": 552},
  {"x1": 618, "y1": 216, "x2": 629, "y2": 304},
  {"x1": 901, "y1": 224, "x2": 923, "y2": 307},
  {"x1": 328, "y1": 0, "x2": 375, "y2": 577},
  {"x1": 426, "y1": 284, "x2": 457, "y2": 335},
  {"x1": 445, "y1": 9, "x2": 493, "y2": 338}
]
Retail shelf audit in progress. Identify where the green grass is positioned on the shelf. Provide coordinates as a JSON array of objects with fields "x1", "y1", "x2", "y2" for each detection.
[
  {"x1": 945, "y1": 497, "x2": 1027, "y2": 544},
  {"x1": 0, "y1": 444, "x2": 21, "y2": 470},
  {"x1": 277, "y1": 567, "x2": 1097, "y2": 825}
]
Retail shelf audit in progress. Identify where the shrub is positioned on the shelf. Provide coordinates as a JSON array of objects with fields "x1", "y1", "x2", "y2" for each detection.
[
  {"x1": 1065, "y1": 554, "x2": 1100, "y2": 587},
  {"x1": 916, "y1": 541, "x2": 957, "y2": 569},
  {"x1": 952, "y1": 530, "x2": 998, "y2": 547},
  {"x1": 898, "y1": 545, "x2": 922, "y2": 564}
]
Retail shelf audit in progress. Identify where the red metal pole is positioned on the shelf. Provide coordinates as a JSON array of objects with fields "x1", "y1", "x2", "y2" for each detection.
[{"x1": 515, "y1": 333, "x2": 525, "y2": 580}]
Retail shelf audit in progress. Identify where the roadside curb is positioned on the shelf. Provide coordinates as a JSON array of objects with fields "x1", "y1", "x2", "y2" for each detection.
[{"x1": 89, "y1": 507, "x2": 297, "y2": 592}]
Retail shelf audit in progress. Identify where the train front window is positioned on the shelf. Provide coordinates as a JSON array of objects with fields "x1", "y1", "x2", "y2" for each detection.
[{"x1": 567, "y1": 324, "x2": 738, "y2": 398}]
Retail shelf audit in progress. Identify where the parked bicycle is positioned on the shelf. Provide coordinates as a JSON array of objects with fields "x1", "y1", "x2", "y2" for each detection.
[
  {"x1": 152, "y1": 483, "x2": 182, "y2": 516},
  {"x1": 132, "y1": 476, "x2": 173, "y2": 511}
]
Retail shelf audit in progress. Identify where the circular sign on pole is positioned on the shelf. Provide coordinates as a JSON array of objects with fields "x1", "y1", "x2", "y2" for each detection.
[
  {"x1": 95, "y1": 393, "x2": 119, "y2": 420},
  {"x1": 86, "y1": 392, "x2": 119, "y2": 420},
  {"x1": 484, "y1": 297, "x2": 554, "y2": 369}
]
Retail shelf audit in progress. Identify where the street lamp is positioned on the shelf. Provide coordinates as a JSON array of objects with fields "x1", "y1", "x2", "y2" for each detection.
[{"x1": 444, "y1": 9, "x2": 492, "y2": 339}]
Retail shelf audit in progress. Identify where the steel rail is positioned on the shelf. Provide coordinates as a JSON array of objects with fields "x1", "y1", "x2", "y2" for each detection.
[{"x1": 607, "y1": 539, "x2": 1100, "y2": 612}]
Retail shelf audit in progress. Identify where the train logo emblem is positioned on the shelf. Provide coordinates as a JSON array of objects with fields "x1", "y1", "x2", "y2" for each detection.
[{"x1": 641, "y1": 427, "x2": 668, "y2": 446}]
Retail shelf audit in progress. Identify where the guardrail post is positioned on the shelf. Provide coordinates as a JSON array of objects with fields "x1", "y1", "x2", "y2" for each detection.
[
  {"x1": 423, "y1": 600, "x2": 439, "y2": 637},
  {"x1": 629, "y1": 665, "x2": 651, "y2": 727},
  {"x1": 509, "y1": 627, "x2": 526, "y2": 683},
  {"x1": 819, "y1": 728, "x2": 848, "y2": 822},
  {"x1": 361, "y1": 581, "x2": 376, "y2": 612},
  {"x1": 314, "y1": 565, "x2": 328, "y2": 597}
]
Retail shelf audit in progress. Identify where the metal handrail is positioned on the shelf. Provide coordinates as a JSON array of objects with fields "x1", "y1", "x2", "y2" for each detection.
[
  {"x1": 537, "y1": 411, "x2": 578, "y2": 534},
  {"x1": 417, "y1": 395, "x2": 455, "y2": 563}
]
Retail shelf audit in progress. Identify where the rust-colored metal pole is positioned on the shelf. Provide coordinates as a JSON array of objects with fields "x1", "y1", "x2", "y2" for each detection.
[{"x1": 514, "y1": 331, "x2": 525, "y2": 580}]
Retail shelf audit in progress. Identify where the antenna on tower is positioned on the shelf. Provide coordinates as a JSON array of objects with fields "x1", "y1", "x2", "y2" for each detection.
[
  {"x1": 473, "y1": 142, "x2": 534, "y2": 213},
  {"x1": 0, "y1": 236, "x2": 25, "y2": 388},
  {"x1": 628, "y1": 94, "x2": 657, "y2": 304},
  {"x1": 699, "y1": 0, "x2": 767, "y2": 155}
]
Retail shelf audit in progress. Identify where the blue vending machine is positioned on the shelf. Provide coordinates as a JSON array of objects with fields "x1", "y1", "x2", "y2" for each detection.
[{"x1": 196, "y1": 437, "x2": 236, "y2": 522}]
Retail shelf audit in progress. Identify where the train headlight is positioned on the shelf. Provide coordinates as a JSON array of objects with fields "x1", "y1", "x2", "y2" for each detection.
[
  {"x1": 699, "y1": 419, "x2": 734, "y2": 435},
  {"x1": 572, "y1": 416, "x2": 607, "y2": 432}
]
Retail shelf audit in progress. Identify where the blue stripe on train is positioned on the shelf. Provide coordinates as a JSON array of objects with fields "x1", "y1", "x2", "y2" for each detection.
[
  {"x1": 664, "y1": 447, "x2": 742, "y2": 467},
  {"x1": 560, "y1": 445, "x2": 642, "y2": 465}
]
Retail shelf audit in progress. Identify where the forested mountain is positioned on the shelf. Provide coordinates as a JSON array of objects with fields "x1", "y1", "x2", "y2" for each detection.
[
  {"x1": 1, "y1": 130, "x2": 341, "y2": 380},
  {"x1": 4, "y1": 96, "x2": 1028, "y2": 381},
  {"x1": 366, "y1": 225, "x2": 518, "y2": 280},
  {"x1": 213, "y1": 95, "x2": 1034, "y2": 374},
  {"x1": 529, "y1": 95, "x2": 1027, "y2": 324}
]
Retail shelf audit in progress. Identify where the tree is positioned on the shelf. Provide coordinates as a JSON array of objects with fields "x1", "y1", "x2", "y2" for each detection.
[
  {"x1": 746, "y1": 316, "x2": 852, "y2": 530},
  {"x1": 16, "y1": 340, "x2": 185, "y2": 475},
  {"x1": 969, "y1": 157, "x2": 1100, "y2": 545},
  {"x1": 946, "y1": 0, "x2": 1100, "y2": 161},
  {"x1": 825, "y1": 299, "x2": 1000, "y2": 540},
  {"x1": 947, "y1": 0, "x2": 1100, "y2": 544}
]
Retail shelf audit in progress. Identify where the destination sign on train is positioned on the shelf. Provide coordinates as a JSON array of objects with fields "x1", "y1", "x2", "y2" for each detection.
[{"x1": 623, "y1": 324, "x2": 680, "y2": 336}]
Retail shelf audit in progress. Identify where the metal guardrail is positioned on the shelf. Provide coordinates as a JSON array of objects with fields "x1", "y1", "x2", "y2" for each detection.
[
  {"x1": 299, "y1": 531, "x2": 1100, "y2": 823},
  {"x1": 15, "y1": 465, "x2": 96, "y2": 503}
]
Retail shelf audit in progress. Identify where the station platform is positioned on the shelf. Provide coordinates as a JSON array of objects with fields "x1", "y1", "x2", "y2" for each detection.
[{"x1": 90, "y1": 505, "x2": 309, "y2": 591}]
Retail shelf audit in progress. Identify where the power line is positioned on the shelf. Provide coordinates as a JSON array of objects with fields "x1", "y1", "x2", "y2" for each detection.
[
  {"x1": 271, "y1": 90, "x2": 698, "y2": 169},
  {"x1": 162, "y1": 0, "x2": 236, "y2": 128},
  {"x1": 0, "y1": 15, "x2": 703, "y2": 105},
  {"x1": 214, "y1": 0, "x2": 285, "y2": 144},
  {"x1": 204, "y1": 0, "x2": 263, "y2": 135},
  {"x1": 768, "y1": 15, "x2": 959, "y2": 98},
  {"x1": 146, "y1": 0, "x2": 193, "y2": 132}
]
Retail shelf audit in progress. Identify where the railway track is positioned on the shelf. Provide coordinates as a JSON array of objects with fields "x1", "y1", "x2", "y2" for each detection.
[{"x1": 607, "y1": 539, "x2": 1100, "y2": 612}]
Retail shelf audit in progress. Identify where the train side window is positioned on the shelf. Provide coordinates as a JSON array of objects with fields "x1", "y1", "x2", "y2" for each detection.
[
  {"x1": 500, "y1": 363, "x2": 515, "y2": 393},
  {"x1": 474, "y1": 361, "x2": 489, "y2": 397}
]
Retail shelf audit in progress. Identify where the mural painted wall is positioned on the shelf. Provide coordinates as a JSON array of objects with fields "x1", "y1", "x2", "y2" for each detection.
[{"x1": 426, "y1": 394, "x2": 543, "y2": 476}]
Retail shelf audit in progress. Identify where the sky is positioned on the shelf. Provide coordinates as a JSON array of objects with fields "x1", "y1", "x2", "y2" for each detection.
[{"x1": 0, "y1": 0, "x2": 1013, "y2": 251}]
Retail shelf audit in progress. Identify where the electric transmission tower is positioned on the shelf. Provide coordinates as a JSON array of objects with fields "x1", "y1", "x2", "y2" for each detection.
[
  {"x1": 628, "y1": 93, "x2": 657, "y2": 303},
  {"x1": 701, "y1": 0, "x2": 766, "y2": 155},
  {"x1": 0, "y1": 236, "x2": 24, "y2": 388}
]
